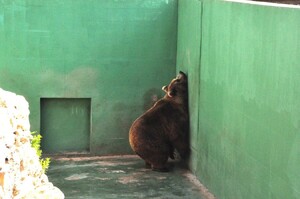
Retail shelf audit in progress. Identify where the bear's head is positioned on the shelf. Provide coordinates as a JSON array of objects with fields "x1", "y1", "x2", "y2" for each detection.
[{"x1": 162, "y1": 71, "x2": 188, "y2": 103}]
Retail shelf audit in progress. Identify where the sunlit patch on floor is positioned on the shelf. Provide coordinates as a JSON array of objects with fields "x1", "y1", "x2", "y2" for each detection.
[{"x1": 65, "y1": 173, "x2": 89, "y2": 181}]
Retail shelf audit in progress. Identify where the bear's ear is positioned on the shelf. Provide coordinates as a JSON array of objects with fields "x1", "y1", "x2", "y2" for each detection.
[
  {"x1": 162, "y1": 85, "x2": 176, "y2": 97},
  {"x1": 162, "y1": 85, "x2": 168, "y2": 93}
]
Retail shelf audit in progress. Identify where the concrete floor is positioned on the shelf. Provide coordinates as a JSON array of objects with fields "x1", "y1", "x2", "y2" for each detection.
[{"x1": 47, "y1": 155, "x2": 211, "y2": 199}]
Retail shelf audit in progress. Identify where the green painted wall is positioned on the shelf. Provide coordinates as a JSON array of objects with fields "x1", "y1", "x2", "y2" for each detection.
[
  {"x1": 2, "y1": 0, "x2": 299, "y2": 197},
  {"x1": 177, "y1": 1, "x2": 300, "y2": 199},
  {"x1": 0, "y1": 0, "x2": 178, "y2": 154}
]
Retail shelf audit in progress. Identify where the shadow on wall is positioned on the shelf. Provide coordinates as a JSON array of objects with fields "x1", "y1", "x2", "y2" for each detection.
[{"x1": 143, "y1": 88, "x2": 163, "y2": 111}]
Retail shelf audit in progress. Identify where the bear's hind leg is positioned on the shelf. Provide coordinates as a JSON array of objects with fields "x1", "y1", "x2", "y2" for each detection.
[
  {"x1": 150, "y1": 154, "x2": 169, "y2": 172},
  {"x1": 151, "y1": 165, "x2": 169, "y2": 172}
]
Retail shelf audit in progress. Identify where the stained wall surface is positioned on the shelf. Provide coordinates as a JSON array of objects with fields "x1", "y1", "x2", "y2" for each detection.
[
  {"x1": 0, "y1": 0, "x2": 178, "y2": 154},
  {"x1": 177, "y1": 1, "x2": 300, "y2": 199}
]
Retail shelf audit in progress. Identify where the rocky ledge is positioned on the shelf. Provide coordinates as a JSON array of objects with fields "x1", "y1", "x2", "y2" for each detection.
[{"x1": 0, "y1": 88, "x2": 64, "y2": 199}]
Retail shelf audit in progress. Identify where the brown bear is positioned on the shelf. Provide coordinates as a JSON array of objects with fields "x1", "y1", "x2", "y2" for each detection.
[{"x1": 129, "y1": 71, "x2": 190, "y2": 172}]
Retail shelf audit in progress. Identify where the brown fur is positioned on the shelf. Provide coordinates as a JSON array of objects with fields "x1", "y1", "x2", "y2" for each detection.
[{"x1": 129, "y1": 71, "x2": 190, "y2": 172}]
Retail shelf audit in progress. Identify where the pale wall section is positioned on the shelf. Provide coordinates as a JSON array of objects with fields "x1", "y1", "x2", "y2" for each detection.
[{"x1": 177, "y1": 1, "x2": 300, "y2": 199}]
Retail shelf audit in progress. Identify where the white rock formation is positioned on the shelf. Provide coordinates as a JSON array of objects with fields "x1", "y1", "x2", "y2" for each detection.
[{"x1": 0, "y1": 88, "x2": 64, "y2": 199}]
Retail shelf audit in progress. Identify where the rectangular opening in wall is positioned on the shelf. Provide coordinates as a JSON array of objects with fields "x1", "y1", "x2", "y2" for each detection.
[{"x1": 40, "y1": 98, "x2": 91, "y2": 154}]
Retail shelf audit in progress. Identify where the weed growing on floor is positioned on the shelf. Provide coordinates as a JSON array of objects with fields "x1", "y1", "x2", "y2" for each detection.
[{"x1": 31, "y1": 132, "x2": 51, "y2": 173}]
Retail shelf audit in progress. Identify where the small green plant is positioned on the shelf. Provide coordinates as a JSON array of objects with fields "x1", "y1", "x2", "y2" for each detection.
[{"x1": 31, "y1": 132, "x2": 51, "y2": 173}]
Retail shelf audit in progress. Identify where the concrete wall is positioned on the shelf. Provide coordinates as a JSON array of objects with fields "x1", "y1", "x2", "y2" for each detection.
[
  {"x1": 177, "y1": 1, "x2": 300, "y2": 199},
  {"x1": 2, "y1": 0, "x2": 300, "y2": 198},
  {"x1": 0, "y1": 0, "x2": 178, "y2": 154}
]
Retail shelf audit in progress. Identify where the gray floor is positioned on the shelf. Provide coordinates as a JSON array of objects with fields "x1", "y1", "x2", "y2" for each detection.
[{"x1": 47, "y1": 155, "x2": 208, "y2": 199}]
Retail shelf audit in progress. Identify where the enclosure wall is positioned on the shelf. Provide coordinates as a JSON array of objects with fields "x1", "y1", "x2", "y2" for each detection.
[
  {"x1": 177, "y1": 1, "x2": 300, "y2": 199},
  {"x1": 0, "y1": 0, "x2": 178, "y2": 154}
]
